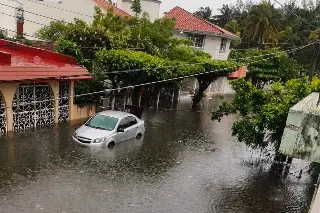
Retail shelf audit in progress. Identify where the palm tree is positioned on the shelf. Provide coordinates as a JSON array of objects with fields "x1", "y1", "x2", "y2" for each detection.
[
  {"x1": 243, "y1": 1, "x2": 281, "y2": 44},
  {"x1": 194, "y1": 7, "x2": 213, "y2": 21},
  {"x1": 213, "y1": 4, "x2": 234, "y2": 26}
]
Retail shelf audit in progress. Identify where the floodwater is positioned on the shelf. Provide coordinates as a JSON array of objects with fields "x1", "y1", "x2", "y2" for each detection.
[{"x1": 0, "y1": 96, "x2": 316, "y2": 213}]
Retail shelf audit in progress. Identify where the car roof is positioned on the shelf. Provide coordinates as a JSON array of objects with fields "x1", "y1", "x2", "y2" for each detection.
[{"x1": 97, "y1": 110, "x2": 134, "y2": 119}]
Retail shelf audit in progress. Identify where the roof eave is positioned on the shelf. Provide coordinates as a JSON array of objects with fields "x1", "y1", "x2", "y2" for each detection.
[{"x1": 175, "y1": 29, "x2": 239, "y2": 40}]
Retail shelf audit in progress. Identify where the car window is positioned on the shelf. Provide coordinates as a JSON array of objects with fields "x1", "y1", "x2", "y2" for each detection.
[
  {"x1": 118, "y1": 117, "x2": 130, "y2": 129},
  {"x1": 127, "y1": 116, "x2": 137, "y2": 127},
  {"x1": 85, "y1": 115, "x2": 118, "y2": 131}
]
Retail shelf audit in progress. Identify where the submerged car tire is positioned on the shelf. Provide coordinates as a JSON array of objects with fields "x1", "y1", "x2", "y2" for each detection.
[
  {"x1": 107, "y1": 141, "x2": 116, "y2": 149},
  {"x1": 136, "y1": 133, "x2": 142, "y2": 140}
]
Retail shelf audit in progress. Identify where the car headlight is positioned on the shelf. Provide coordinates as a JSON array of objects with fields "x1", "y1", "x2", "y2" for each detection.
[{"x1": 93, "y1": 137, "x2": 105, "y2": 143}]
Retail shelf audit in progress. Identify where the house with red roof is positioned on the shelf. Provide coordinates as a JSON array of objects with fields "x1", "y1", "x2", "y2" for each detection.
[
  {"x1": 164, "y1": 7, "x2": 239, "y2": 60},
  {"x1": 0, "y1": 39, "x2": 94, "y2": 134}
]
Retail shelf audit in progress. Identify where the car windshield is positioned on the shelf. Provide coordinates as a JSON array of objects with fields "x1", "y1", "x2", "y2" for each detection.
[{"x1": 85, "y1": 115, "x2": 118, "y2": 131}]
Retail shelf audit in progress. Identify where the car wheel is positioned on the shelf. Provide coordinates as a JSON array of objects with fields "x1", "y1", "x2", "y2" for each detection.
[
  {"x1": 107, "y1": 141, "x2": 115, "y2": 149},
  {"x1": 136, "y1": 133, "x2": 142, "y2": 140}
]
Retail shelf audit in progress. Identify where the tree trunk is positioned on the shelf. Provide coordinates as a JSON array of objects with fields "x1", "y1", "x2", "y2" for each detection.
[{"x1": 192, "y1": 76, "x2": 215, "y2": 110}]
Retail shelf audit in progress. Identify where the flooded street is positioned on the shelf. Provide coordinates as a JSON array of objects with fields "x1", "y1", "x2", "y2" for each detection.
[{"x1": 0, "y1": 97, "x2": 316, "y2": 213}]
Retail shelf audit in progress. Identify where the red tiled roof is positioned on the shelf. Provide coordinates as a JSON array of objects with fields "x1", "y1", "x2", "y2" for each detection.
[
  {"x1": 93, "y1": 0, "x2": 131, "y2": 17},
  {"x1": 165, "y1": 7, "x2": 238, "y2": 39},
  {"x1": 0, "y1": 40, "x2": 92, "y2": 82},
  {"x1": 0, "y1": 67, "x2": 91, "y2": 82}
]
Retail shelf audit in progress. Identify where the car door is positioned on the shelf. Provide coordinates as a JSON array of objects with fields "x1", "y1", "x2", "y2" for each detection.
[
  {"x1": 115, "y1": 117, "x2": 129, "y2": 143},
  {"x1": 125, "y1": 116, "x2": 138, "y2": 140}
]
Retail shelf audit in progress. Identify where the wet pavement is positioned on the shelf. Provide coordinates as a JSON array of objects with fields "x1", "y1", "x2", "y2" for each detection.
[{"x1": 0, "y1": 96, "x2": 317, "y2": 213}]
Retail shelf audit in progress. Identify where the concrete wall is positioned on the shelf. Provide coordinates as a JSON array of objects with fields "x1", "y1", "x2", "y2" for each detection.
[
  {"x1": 72, "y1": 104, "x2": 97, "y2": 120},
  {"x1": 0, "y1": 0, "x2": 20, "y2": 37},
  {"x1": 20, "y1": 0, "x2": 97, "y2": 38},
  {"x1": 117, "y1": 0, "x2": 160, "y2": 21},
  {"x1": 173, "y1": 31, "x2": 231, "y2": 60},
  {"x1": 280, "y1": 92, "x2": 320, "y2": 163}
]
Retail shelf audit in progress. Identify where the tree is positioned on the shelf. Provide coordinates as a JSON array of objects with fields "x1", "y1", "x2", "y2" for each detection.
[
  {"x1": 213, "y1": 4, "x2": 234, "y2": 27},
  {"x1": 278, "y1": 26, "x2": 302, "y2": 47},
  {"x1": 131, "y1": 0, "x2": 142, "y2": 16},
  {"x1": 309, "y1": 29, "x2": 320, "y2": 41},
  {"x1": 194, "y1": 7, "x2": 213, "y2": 21},
  {"x1": 212, "y1": 77, "x2": 320, "y2": 155},
  {"x1": 229, "y1": 48, "x2": 304, "y2": 88},
  {"x1": 225, "y1": 19, "x2": 240, "y2": 35},
  {"x1": 243, "y1": 1, "x2": 281, "y2": 44}
]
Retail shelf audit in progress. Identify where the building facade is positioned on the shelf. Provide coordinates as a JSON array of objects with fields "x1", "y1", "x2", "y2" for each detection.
[
  {"x1": 165, "y1": 7, "x2": 238, "y2": 60},
  {"x1": 0, "y1": 0, "x2": 129, "y2": 39},
  {"x1": 0, "y1": 39, "x2": 94, "y2": 134}
]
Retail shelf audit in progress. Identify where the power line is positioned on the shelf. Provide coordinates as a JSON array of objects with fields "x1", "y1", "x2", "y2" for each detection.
[
  {"x1": 0, "y1": 45, "x2": 310, "y2": 109},
  {"x1": 25, "y1": 0, "x2": 93, "y2": 18},
  {"x1": 273, "y1": 0, "x2": 317, "y2": 29},
  {"x1": 0, "y1": 11, "x2": 46, "y2": 26},
  {"x1": 0, "y1": 2, "x2": 60, "y2": 22}
]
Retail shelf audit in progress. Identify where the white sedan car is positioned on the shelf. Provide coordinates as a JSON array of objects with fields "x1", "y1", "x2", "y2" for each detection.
[{"x1": 72, "y1": 111, "x2": 145, "y2": 148}]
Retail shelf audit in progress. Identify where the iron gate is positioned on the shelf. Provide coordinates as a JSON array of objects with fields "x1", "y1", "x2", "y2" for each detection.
[
  {"x1": 0, "y1": 92, "x2": 6, "y2": 134},
  {"x1": 58, "y1": 82, "x2": 69, "y2": 123},
  {"x1": 12, "y1": 83, "x2": 55, "y2": 132}
]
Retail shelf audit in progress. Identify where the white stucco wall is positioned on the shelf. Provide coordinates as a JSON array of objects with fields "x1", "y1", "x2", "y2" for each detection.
[
  {"x1": 117, "y1": 0, "x2": 160, "y2": 21},
  {"x1": 203, "y1": 34, "x2": 231, "y2": 60},
  {"x1": 0, "y1": 0, "x2": 20, "y2": 37},
  {"x1": 8, "y1": 0, "x2": 96, "y2": 39},
  {"x1": 173, "y1": 31, "x2": 231, "y2": 60}
]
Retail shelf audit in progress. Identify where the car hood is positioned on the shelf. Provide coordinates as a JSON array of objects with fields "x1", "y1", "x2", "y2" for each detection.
[{"x1": 75, "y1": 125, "x2": 114, "y2": 140}]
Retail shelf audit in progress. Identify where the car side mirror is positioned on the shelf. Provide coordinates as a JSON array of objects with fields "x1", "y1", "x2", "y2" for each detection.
[{"x1": 118, "y1": 128, "x2": 124, "y2": 132}]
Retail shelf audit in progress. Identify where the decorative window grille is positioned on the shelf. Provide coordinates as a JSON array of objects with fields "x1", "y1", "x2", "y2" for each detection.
[
  {"x1": 12, "y1": 83, "x2": 55, "y2": 132},
  {"x1": 0, "y1": 93, "x2": 6, "y2": 135},
  {"x1": 58, "y1": 82, "x2": 69, "y2": 123}
]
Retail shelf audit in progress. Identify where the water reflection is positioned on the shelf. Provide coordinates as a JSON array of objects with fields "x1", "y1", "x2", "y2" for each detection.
[{"x1": 0, "y1": 97, "x2": 316, "y2": 213}]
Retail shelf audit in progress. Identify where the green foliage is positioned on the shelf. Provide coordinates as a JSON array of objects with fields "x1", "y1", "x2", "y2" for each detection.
[
  {"x1": 94, "y1": 49, "x2": 176, "y2": 87},
  {"x1": 278, "y1": 26, "x2": 302, "y2": 47},
  {"x1": 212, "y1": 77, "x2": 320, "y2": 150},
  {"x1": 36, "y1": 21, "x2": 69, "y2": 41},
  {"x1": 131, "y1": 0, "x2": 142, "y2": 16},
  {"x1": 194, "y1": 7, "x2": 213, "y2": 21},
  {"x1": 93, "y1": 48, "x2": 238, "y2": 89},
  {"x1": 224, "y1": 19, "x2": 240, "y2": 35},
  {"x1": 56, "y1": 39, "x2": 84, "y2": 64},
  {"x1": 229, "y1": 48, "x2": 305, "y2": 88},
  {"x1": 309, "y1": 29, "x2": 320, "y2": 41},
  {"x1": 243, "y1": 1, "x2": 281, "y2": 44}
]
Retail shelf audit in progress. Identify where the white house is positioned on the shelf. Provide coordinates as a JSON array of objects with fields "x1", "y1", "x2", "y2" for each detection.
[
  {"x1": 164, "y1": 7, "x2": 238, "y2": 60},
  {"x1": 0, "y1": 0, "x2": 21, "y2": 37},
  {"x1": 0, "y1": 0, "x2": 130, "y2": 39}
]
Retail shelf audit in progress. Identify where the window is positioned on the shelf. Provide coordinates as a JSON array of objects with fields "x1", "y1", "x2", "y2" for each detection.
[
  {"x1": 186, "y1": 33, "x2": 205, "y2": 48},
  {"x1": 85, "y1": 115, "x2": 118, "y2": 131},
  {"x1": 118, "y1": 117, "x2": 130, "y2": 130},
  {"x1": 220, "y1": 38, "x2": 227, "y2": 53},
  {"x1": 127, "y1": 116, "x2": 137, "y2": 127}
]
